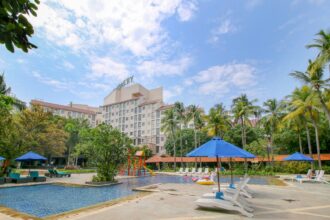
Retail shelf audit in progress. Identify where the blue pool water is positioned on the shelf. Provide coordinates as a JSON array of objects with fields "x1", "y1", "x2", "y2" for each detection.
[{"x1": 0, "y1": 175, "x2": 268, "y2": 217}]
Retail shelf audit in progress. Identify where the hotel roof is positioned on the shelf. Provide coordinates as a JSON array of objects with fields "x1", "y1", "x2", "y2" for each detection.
[{"x1": 31, "y1": 100, "x2": 97, "y2": 115}]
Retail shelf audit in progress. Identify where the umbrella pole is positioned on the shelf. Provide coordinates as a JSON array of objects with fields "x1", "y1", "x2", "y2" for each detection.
[
  {"x1": 244, "y1": 158, "x2": 247, "y2": 174},
  {"x1": 230, "y1": 157, "x2": 233, "y2": 186},
  {"x1": 216, "y1": 156, "x2": 220, "y2": 192}
]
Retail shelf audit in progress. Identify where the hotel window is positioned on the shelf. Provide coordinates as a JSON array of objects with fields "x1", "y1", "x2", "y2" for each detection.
[
  {"x1": 138, "y1": 114, "x2": 141, "y2": 121},
  {"x1": 156, "y1": 128, "x2": 160, "y2": 135},
  {"x1": 156, "y1": 137, "x2": 160, "y2": 144},
  {"x1": 138, "y1": 107, "x2": 142, "y2": 113},
  {"x1": 126, "y1": 117, "x2": 128, "y2": 121},
  {"x1": 131, "y1": 116, "x2": 133, "y2": 120},
  {"x1": 130, "y1": 132, "x2": 133, "y2": 135},
  {"x1": 156, "y1": 111, "x2": 160, "y2": 118}
]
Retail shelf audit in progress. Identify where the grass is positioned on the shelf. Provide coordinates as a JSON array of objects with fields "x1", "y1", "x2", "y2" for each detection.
[{"x1": 58, "y1": 169, "x2": 96, "y2": 174}]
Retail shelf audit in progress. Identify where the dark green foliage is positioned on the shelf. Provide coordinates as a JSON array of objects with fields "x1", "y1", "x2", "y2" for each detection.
[
  {"x1": 164, "y1": 128, "x2": 210, "y2": 156},
  {"x1": 0, "y1": 0, "x2": 39, "y2": 52},
  {"x1": 77, "y1": 124, "x2": 131, "y2": 182}
]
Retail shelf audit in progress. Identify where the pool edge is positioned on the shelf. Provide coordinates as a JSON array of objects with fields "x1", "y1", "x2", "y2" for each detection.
[{"x1": 43, "y1": 191, "x2": 152, "y2": 220}]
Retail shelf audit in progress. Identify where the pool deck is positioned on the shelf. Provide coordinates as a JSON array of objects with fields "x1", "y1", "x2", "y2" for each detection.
[{"x1": 0, "y1": 174, "x2": 329, "y2": 220}]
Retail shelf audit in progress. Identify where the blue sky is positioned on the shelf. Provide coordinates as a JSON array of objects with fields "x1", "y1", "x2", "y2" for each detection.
[{"x1": 1, "y1": 0, "x2": 330, "y2": 111}]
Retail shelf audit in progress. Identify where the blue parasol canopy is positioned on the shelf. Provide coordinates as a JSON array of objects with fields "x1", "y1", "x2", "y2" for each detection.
[
  {"x1": 283, "y1": 152, "x2": 313, "y2": 162},
  {"x1": 15, "y1": 151, "x2": 47, "y2": 161},
  {"x1": 187, "y1": 137, "x2": 256, "y2": 158},
  {"x1": 186, "y1": 137, "x2": 255, "y2": 196},
  {"x1": 0, "y1": 156, "x2": 5, "y2": 161}
]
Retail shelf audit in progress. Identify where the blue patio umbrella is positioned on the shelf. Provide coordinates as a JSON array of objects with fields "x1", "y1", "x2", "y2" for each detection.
[
  {"x1": 15, "y1": 151, "x2": 47, "y2": 161},
  {"x1": 187, "y1": 137, "x2": 255, "y2": 195},
  {"x1": 283, "y1": 152, "x2": 313, "y2": 162},
  {"x1": 0, "y1": 156, "x2": 5, "y2": 161},
  {"x1": 15, "y1": 151, "x2": 47, "y2": 171}
]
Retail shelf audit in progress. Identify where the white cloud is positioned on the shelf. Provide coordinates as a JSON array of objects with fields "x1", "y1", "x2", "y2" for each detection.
[
  {"x1": 164, "y1": 86, "x2": 183, "y2": 102},
  {"x1": 191, "y1": 63, "x2": 257, "y2": 97},
  {"x1": 89, "y1": 56, "x2": 129, "y2": 81},
  {"x1": 177, "y1": 0, "x2": 197, "y2": 21},
  {"x1": 246, "y1": 0, "x2": 263, "y2": 10},
  {"x1": 32, "y1": 72, "x2": 70, "y2": 90},
  {"x1": 137, "y1": 56, "x2": 192, "y2": 78},
  {"x1": 63, "y1": 61, "x2": 75, "y2": 70},
  {"x1": 31, "y1": 0, "x2": 198, "y2": 57},
  {"x1": 209, "y1": 15, "x2": 237, "y2": 43}
]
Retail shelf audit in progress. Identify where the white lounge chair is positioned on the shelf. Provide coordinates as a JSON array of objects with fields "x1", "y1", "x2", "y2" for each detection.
[
  {"x1": 183, "y1": 168, "x2": 190, "y2": 175},
  {"x1": 196, "y1": 167, "x2": 203, "y2": 175},
  {"x1": 189, "y1": 168, "x2": 196, "y2": 176},
  {"x1": 203, "y1": 178, "x2": 254, "y2": 212},
  {"x1": 203, "y1": 168, "x2": 209, "y2": 174},
  {"x1": 290, "y1": 169, "x2": 312, "y2": 182},
  {"x1": 212, "y1": 174, "x2": 253, "y2": 198},
  {"x1": 298, "y1": 170, "x2": 329, "y2": 184},
  {"x1": 196, "y1": 178, "x2": 253, "y2": 217},
  {"x1": 176, "y1": 167, "x2": 183, "y2": 174}
]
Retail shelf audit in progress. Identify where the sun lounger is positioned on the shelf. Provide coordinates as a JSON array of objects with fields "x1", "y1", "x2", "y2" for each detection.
[
  {"x1": 196, "y1": 168, "x2": 203, "y2": 175},
  {"x1": 6, "y1": 173, "x2": 33, "y2": 183},
  {"x1": 182, "y1": 168, "x2": 189, "y2": 175},
  {"x1": 176, "y1": 168, "x2": 184, "y2": 174},
  {"x1": 48, "y1": 169, "x2": 71, "y2": 178},
  {"x1": 29, "y1": 171, "x2": 46, "y2": 182},
  {"x1": 298, "y1": 170, "x2": 329, "y2": 184},
  {"x1": 189, "y1": 168, "x2": 196, "y2": 176},
  {"x1": 196, "y1": 178, "x2": 253, "y2": 217},
  {"x1": 203, "y1": 168, "x2": 209, "y2": 174},
  {"x1": 203, "y1": 177, "x2": 254, "y2": 212}
]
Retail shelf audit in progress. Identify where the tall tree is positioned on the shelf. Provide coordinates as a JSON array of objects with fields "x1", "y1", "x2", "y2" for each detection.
[
  {"x1": 174, "y1": 102, "x2": 186, "y2": 167},
  {"x1": 187, "y1": 105, "x2": 203, "y2": 167},
  {"x1": 306, "y1": 30, "x2": 330, "y2": 72},
  {"x1": 16, "y1": 105, "x2": 68, "y2": 158},
  {"x1": 206, "y1": 103, "x2": 231, "y2": 137},
  {"x1": 0, "y1": 73, "x2": 11, "y2": 95},
  {"x1": 0, "y1": 0, "x2": 39, "y2": 52},
  {"x1": 261, "y1": 99, "x2": 283, "y2": 160},
  {"x1": 161, "y1": 108, "x2": 178, "y2": 170},
  {"x1": 284, "y1": 86, "x2": 322, "y2": 168},
  {"x1": 65, "y1": 118, "x2": 90, "y2": 166},
  {"x1": 231, "y1": 94, "x2": 257, "y2": 148},
  {"x1": 291, "y1": 60, "x2": 330, "y2": 126}
]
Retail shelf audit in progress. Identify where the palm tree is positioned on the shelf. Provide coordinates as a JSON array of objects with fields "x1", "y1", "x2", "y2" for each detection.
[
  {"x1": 174, "y1": 102, "x2": 185, "y2": 166},
  {"x1": 306, "y1": 30, "x2": 330, "y2": 72},
  {"x1": 283, "y1": 116, "x2": 305, "y2": 153},
  {"x1": 187, "y1": 105, "x2": 203, "y2": 167},
  {"x1": 161, "y1": 108, "x2": 178, "y2": 170},
  {"x1": 206, "y1": 103, "x2": 231, "y2": 137},
  {"x1": 261, "y1": 99, "x2": 283, "y2": 162},
  {"x1": 231, "y1": 94, "x2": 257, "y2": 148},
  {"x1": 290, "y1": 60, "x2": 330, "y2": 126},
  {"x1": 0, "y1": 73, "x2": 11, "y2": 95},
  {"x1": 284, "y1": 86, "x2": 322, "y2": 169}
]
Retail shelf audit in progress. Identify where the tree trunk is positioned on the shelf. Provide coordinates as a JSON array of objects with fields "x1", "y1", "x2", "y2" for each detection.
[
  {"x1": 317, "y1": 90, "x2": 330, "y2": 127},
  {"x1": 241, "y1": 118, "x2": 245, "y2": 148},
  {"x1": 305, "y1": 125, "x2": 313, "y2": 169},
  {"x1": 310, "y1": 117, "x2": 322, "y2": 169},
  {"x1": 298, "y1": 133, "x2": 303, "y2": 154},
  {"x1": 172, "y1": 130, "x2": 176, "y2": 171},
  {"x1": 194, "y1": 128, "x2": 197, "y2": 168},
  {"x1": 180, "y1": 128, "x2": 183, "y2": 167}
]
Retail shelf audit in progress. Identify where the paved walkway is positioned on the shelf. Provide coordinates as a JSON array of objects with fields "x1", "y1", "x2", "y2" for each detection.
[
  {"x1": 1, "y1": 174, "x2": 329, "y2": 219},
  {"x1": 56, "y1": 182, "x2": 330, "y2": 220}
]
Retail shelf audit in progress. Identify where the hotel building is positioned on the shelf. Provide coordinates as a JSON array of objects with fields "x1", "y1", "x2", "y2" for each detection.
[
  {"x1": 30, "y1": 100, "x2": 103, "y2": 127},
  {"x1": 102, "y1": 83, "x2": 172, "y2": 154}
]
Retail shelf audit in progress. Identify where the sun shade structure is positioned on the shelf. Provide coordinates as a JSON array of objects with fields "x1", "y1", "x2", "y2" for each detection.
[
  {"x1": 186, "y1": 137, "x2": 255, "y2": 195},
  {"x1": 0, "y1": 156, "x2": 5, "y2": 161},
  {"x1": 15, "y1": 151, "x2": 47, "y2": 161},
  {"x1": 283, "y1": 152, "x2": 313, "y2": 162}
]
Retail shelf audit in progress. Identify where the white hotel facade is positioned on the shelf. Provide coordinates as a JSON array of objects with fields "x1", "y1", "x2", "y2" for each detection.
[
  {"x1": 31, "y1": 80, "x2": 172, "y2": 155},
  {"x1": 102, "y1": 83, "x2": 171, "y2": 154}
]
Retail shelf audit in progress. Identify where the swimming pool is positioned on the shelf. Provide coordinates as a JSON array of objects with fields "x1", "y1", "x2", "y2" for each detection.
[{"x1": 0, "y1": 175, "x2": 268, "y2": 218}]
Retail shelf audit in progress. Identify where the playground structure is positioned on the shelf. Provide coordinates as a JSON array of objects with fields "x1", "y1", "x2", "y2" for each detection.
[{"x1": 120, "y1": 150, "x2": 155, "y2": 176}]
